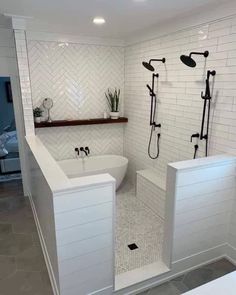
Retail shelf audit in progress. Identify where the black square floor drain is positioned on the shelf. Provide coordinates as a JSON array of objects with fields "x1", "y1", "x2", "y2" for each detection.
[{"x1": 128, "y1": 243, "x2": 138, "y2": 250}]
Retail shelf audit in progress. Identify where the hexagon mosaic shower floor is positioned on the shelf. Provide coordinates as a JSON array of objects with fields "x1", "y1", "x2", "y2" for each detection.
[{"x1": 115, "y1": 181, "x2": 164, "y2": 275}]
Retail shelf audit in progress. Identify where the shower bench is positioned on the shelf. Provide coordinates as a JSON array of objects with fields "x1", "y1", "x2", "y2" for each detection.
[{"x1": 136, "y1": 169, "x2": 166, "y2": 220}]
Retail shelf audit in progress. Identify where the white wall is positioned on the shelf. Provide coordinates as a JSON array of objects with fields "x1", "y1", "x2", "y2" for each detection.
[
  {"x1": 36, "y1": 124, "x2": 124, "y2": 160},
  {"x1": 26, "y1": 35, "x2": 125, "y2": 160},
  {"x1": 14, "y1": 29, "x2": 35, "y2": 135},
  {"x1": 54, "y1": 184, "x2": 114, "y2": 295},
  {"x1": 0, "y1": 17, "x2": 29, "y2": 194},
  {"x1": 27, "y1": 140, "x2": 60, "y2": 293},
  {"x1": 229, "y1": 191, "x2": 236, "y2": 260},
  {"x1": 124, "y1": 14, "x2": 236, "y2": 181},
  {"x1": 27, "y1": 39, "x2": 124, "y2": 120},
  {"x1": 170, "y1": 156, "x2": 236, "y2": 263},
  {"x1": 115, "y1": 155, "x2": 236, "y2": 295},
  {"x1": 26, "y1": 135, "x2": 116, "y2": 295}
]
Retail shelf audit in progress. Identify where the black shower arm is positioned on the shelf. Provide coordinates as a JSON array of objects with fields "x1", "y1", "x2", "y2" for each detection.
[
  {"x1": 190, "y1": 52, "x2": 205, "y2": 57},
  {"x1": 189, "y1": 51, "x2": 209, "y2": 58},
  {"x1": 149, "y1": 58, "x2": 166, "y2": 64}
]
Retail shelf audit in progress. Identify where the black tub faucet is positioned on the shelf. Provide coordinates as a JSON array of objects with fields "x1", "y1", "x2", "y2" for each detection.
[
  {"x1": 85, "y1": 147, "x2": 90, "y2": 155},
  {"x1": 80, "y1": 147, "x2": 90, "y2": 157},
  {"x1": 74, "y1": 147, "x2": 79, "y2": 156}
]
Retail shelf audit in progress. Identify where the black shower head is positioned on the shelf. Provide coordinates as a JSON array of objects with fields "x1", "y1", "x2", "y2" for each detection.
[
  {"x1": 180, "y1": 51, "x2": 209, "y2": 68},
  {"x1": 142, "y1": 58, "x2": 166, "y2": 72},
  {"x1": 142, "y1": 61, "x2": 155, "y2": 72},
  {"x1": 180, "y1": 55, "x2": 196, "y2": 68}
]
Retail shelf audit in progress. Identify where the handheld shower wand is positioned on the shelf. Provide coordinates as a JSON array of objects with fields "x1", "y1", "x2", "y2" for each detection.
[
  {"x1": 200, "y1": 70, "x2": 216, "y2": 156},
  {"x1": 142, "y1": 58, "x2": 166, "y2": 159},
  {"x1": 180, "y1": 50, "x2": 216, "y2": 158}
]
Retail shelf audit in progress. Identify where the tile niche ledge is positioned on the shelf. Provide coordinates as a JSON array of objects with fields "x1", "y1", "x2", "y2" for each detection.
[{"x1": 34, "y1": 117, "x2": 128, "y2": 128}]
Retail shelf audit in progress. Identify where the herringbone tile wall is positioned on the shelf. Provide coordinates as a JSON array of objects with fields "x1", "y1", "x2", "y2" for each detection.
[
  {"x1": 27, "y1": 40, "x2": 125, "y2": 159},
  {"x1": 28, "y1": 41, "x2": 124, "y2": 119},
  {"x1": 36, "y1": 124, "x2": 124, "y2": 160}
]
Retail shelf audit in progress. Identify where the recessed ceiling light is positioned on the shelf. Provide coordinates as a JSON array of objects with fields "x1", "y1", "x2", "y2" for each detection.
[{"x1": 93, "y1": 17, "x2": 106, "y2": 25}]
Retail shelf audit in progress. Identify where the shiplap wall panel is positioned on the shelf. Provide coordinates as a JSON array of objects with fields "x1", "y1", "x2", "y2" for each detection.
[
  {"x1": 56, "y1": 218, "x2": 112, "y2": 246},
  {"x1": 171, "y1": 157, "x2": 236, "y2": 263},
  {"x1": 57, "y1": 233, "x2": 112, "y2": 261},
  {"x1": 55, "y1": 202, "x2": 112, "y2": 230},
  {"x1": 54, "y1": 185, "x2": 113, "y2": 213},
  {"x1": 53, "y1": 183, "x2": 114, "y2": 295}
]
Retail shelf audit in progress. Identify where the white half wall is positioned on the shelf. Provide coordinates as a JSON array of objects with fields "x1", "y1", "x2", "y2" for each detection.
[
  {"x1": 170, "y1": 155, "x2": 236, "y2": 262},
  {"x1": 26, "y1": 135, "x2": 116, "y2": 295}
]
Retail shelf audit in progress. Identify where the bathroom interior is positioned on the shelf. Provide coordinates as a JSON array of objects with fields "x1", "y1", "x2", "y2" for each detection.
[
  {"x1": 0, "y1": 77, "x2": 21, "y2": 181},
  {"x1": 0, "y1": 0, "x2": 236, "y2": 294}
]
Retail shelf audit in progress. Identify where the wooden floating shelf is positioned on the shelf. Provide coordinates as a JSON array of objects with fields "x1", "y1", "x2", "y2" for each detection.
[{"x1": 35, "y1": 117, "x2": 128, "y2": 128}]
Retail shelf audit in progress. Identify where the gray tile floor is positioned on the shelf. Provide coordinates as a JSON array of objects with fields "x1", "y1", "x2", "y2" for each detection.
[
  {"x1": 1, "y1": 180, "x2": 235, "y2": 295},
  {"x1": 0, "y1": 179, "x2": 53, "y2": 295},
  {"x1": 138, "y1": 258, "x2": 236, "y2": 295}
]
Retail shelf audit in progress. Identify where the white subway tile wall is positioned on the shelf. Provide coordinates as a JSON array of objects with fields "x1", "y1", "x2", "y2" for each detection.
[
  {"x1": 136, "y1": 173, "x2": 166, "y2": 220},
  {"x1": 124, "y1": 16, "x2": 236, "y2": 181},
  {"x1": 0, "y1": 28, "x2": 17, "y2": 76},
  {"x1": 26, "y1": 40, "x2": 125, "y2": 159},
  {"x1": 14, "y1": 29, "x2": 35, "y2": 135}
]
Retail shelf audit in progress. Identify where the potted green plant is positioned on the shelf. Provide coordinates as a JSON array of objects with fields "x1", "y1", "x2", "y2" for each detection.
[
  {"x1": 33, "y1": 107, "x2": 43, "y2": 123},
  {"x1": 105, "y1": 88, "x2": 120, "y2": 119}
]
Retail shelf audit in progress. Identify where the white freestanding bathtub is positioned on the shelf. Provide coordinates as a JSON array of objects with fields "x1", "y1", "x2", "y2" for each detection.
[{"x1": 58, "y1": 155, "x2": 128, "y2": 190}]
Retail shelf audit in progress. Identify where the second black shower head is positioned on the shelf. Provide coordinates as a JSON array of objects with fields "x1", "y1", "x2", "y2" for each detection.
[
  {"x1": 180, "y1": 51, "x2": 209, "y2": 68},
  {"x1": 180, "y1": 55, "x2": 196, "y2": 68}
]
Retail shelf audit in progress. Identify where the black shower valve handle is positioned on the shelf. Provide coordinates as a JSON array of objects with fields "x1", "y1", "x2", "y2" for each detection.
[
  {"x1": 190, "y1": 133, "x2": 200, "y2": 142},
  {"x1": 208, "y1": 70, "x2": 216, "y2": 77},
  {"x1": 85, "y1": 146, "x2": 90, "y2": 154},
  {"x1": 154, "y1": 123, "x2": 161, "y2": 128},
  {"x1": 74, "y1": 147, "x2": 79, "y2": 156}
]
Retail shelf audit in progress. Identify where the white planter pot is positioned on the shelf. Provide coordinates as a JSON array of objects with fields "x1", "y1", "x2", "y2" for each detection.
[
  {"x1": 110, "y1": 112, "x2": 120, "y2": 119},
  {"x1": 34, "y1": 117, "x2": 41, "y2": 123}
]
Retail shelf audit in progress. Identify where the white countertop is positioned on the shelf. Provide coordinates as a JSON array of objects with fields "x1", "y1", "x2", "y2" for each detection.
[
  {"x1": 26, "y1": 135, "x2": 115, "y2": 194},
  {"x1": 169, "y1": 154, "x2": 236, "y2": 171},
  {"x1": 183, "y1": 271, "x2": 236, "y2": 295}
]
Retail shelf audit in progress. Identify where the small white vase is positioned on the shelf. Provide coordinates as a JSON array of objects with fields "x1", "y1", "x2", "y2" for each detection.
[
  {"x1": 110, "y1": 112, "x2": 120, "y2": 119},
  {"x1": 34, "y1": 117, "x2": 41, "y2": 123}
]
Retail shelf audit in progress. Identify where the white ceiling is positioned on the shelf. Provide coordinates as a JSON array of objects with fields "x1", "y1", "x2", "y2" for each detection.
[{"x1": 0, "y1": 0, "x2": 232, "y2": 38}]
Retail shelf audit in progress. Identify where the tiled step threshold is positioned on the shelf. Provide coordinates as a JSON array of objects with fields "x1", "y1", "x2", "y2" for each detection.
[{"x1": 115, "y1": 260, "x2": 170, "y2": 291}]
